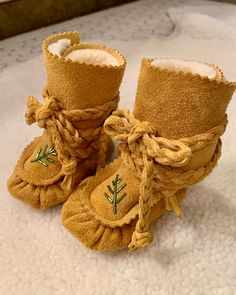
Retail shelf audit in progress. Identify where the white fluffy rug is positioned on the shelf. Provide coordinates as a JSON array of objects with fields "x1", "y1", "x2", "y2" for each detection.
[{"x1": 1, "y1": 3, "x2": 236, "y2": 295}]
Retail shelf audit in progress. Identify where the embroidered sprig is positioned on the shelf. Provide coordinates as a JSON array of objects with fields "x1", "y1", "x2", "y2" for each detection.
[
  {"x1": 104, "y1": 174, "x2": 127, "y2": 214},
  {"x1": 31, "y1": 144, "x2": 57, "y2": 167}
]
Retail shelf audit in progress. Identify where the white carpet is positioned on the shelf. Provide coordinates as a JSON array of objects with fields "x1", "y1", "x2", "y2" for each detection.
[{"x1": 1, "y1": 3, "x2": 236, "y2": 295}]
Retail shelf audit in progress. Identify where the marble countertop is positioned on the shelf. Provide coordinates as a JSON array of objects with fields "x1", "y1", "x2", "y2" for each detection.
[{"x1": 0, "y1": 0, "x2": 204, "y2": 71}]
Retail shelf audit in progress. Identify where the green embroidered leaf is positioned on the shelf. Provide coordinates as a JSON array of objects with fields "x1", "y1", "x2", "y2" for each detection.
[
  {"x1": 104, "y1": 192, "x2": 113, "y2": 203},
  {"x1": 31, "y1": 145, "x2": 57, "y2": 167},
  {"x1": 103, "y1": 174, "x2": 127, "y2": 214},
  {"x1": 117, "y1": 183, "x2": 127, "y2": 194},
  {"x1": 108, "y1": 185, "x2": 114, "y2": 194},
  {"x1": 117, "y1": 193, "x2": 127, "y2": 203}
]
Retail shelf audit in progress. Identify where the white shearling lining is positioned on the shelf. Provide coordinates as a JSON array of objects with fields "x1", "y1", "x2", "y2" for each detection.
[
  {"x1": 151, "y1": 58, "x2": 216, "y2": 78},
  {"x1": 65, "y1": 49, "x2": 120, "y2": 66},
  {"x1": 48, "y1": 38, "x2": 71, "y2": 57},
  {"x1": 48, "y1": 39, "x2": 120, "y2": 66}
]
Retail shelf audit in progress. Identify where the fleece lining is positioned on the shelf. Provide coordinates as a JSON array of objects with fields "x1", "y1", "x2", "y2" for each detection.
[
  {"x1": 151, "y1": 58, "x2": 216, "y2": 78},
  {"x1": 48, "y1": 38, "x2": 120, "y2": 66},
  {"x1": 48, "y1": 38, "x2": 71, "y2": 57},
  {"x1": 65, "y1": 49, "x2": 120, "y2": 66}
]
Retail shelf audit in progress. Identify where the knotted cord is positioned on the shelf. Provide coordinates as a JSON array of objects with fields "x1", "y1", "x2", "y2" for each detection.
[
  {"x1": 104, "y1": 109, "x2": 227, "y2": 251},
  {"x1": 25, "y1": 88, "x2": 119, "y2": 190}
]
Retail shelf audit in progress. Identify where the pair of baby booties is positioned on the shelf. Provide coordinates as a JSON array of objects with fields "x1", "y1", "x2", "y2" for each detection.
[{"x1": 7, "y1": 31, "x2": 236, "y2": 252}]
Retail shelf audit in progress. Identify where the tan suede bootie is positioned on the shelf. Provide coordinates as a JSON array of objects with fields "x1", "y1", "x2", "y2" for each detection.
[
  {"x1": 62, "y1": 58, "x2": 235, "y2": 252},
  {"x1": 7, "y1": 31, "x2": 126, "y2": 209}
]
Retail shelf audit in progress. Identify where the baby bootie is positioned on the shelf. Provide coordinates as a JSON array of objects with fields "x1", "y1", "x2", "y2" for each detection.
[
  {"x1": 62, "y1": 58, "x2": 235, "y2": 251},
  {"x1": 7, "y1": 31, "x2": 126, "y2": 209}
]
